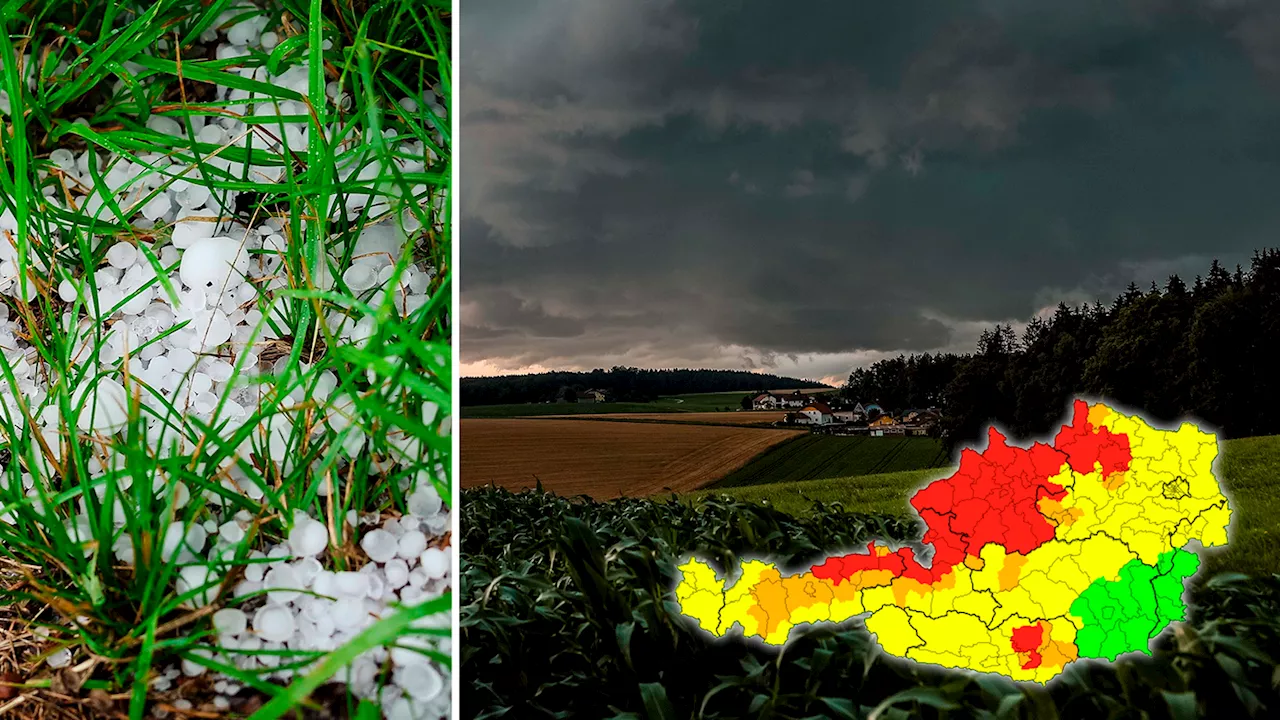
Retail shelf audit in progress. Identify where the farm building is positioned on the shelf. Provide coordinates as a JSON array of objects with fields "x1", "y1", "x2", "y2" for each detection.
[
  {"x1": 868, "y1": 415, "x2": 898, "y2": 437},
  {"x1": 751, "y1": 392, "x2": 780, "y2": 410},
  {"x1": 901, "y1": 408, "x2": 940, "y2": 423},
  {"x1": 871, "y1": 424, "x2": 907, "y2": 437},
  {"x1": 777, "y1": 391, "x2": 809, "y2": 409},
  {"x1": 797, "y1": 401, "x2": 835, "y2": 425},
  {"x1": 752, "y1": 390, "x2": 810, "y2": 410},
  {"x1": 832, "y1": 409, "x2": 861, "y2": 423},
  {"x1": 578, "y1": 389, "x2": 607, "y2": 403}
]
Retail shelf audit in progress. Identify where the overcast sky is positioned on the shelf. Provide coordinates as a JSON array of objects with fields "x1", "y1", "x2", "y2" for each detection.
[{"x1": 460, "y1": 0, "x2": 1280, "y2": 385}]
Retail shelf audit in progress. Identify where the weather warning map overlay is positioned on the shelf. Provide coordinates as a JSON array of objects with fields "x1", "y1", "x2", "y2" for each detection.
[{"x1": 675, "y1": 400, "x2": 1233, "y2": 682}]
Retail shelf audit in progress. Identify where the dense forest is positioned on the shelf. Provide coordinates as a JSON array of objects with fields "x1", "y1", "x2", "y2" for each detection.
[
  {"x1": 843, "y1": 249, "x2": 1280, "y2": 449},
  {"x1": 461, "y1": 368, "x2": 828, "y2": 405}
]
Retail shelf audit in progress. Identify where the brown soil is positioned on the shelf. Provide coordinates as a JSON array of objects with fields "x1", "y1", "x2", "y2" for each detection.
[
  {"x1": 536, "y1": 411, "x2": 791, "y2": 426},
  {"x1": 461, "y1": 419, "x2": 804, "y2": 498}
]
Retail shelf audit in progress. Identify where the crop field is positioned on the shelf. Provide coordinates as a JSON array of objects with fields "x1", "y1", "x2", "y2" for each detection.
[
  {"x1": 461, "y1": 419, "x2": 804, "y2": 497},
  {"x1": 689, "y1": 466, "x2": 944, "y2": 516},
  {"x1": 712, "y1": 434, "x2": 952, "y2": 488},
  {"x1": 541, "y1": 411, "x2": 791, "y2": 426}
]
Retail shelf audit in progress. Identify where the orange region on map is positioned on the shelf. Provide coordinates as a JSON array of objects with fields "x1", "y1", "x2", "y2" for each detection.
[{"x1": 675, "y1": 400, "x2": 1232, "y2": 682}]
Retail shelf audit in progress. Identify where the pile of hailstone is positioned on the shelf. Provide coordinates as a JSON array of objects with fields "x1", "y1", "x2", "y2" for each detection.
[
  {"x1": 163, "y1": 484, "x2": 451, "y2": 719},
  {"x1": 0, "y1": 6, "x2": 451, "y2": 719}
]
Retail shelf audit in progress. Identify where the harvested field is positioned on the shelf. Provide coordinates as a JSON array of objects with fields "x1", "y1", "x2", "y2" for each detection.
[
  {"x1": 539, "y1": 411, "x2": 791, "y2": 425},
  {"x1": 461, "y1": 419, "x2": 805, "y2": 497}
]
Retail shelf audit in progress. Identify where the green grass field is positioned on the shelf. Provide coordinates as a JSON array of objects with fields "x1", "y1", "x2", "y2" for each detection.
[
  {"x1": 652, "y1": 391, "x2": 756, "y2": 412},
  {"x1": 710, "y1": 434, "x2": 952, "y2": 488},
  {"x1": 461, "y1": 401, "x2": 682, "y2": 417},
  {"x1": 689, "y1": 466, "x2": 938, "y2": 515},
  {"x1": 689, "y1": 435, "x2": 1280, "y2": 577}
]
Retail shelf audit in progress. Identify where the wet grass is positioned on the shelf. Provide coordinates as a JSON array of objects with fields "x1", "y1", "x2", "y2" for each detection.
[{"x1": 0, "y1": 0, "x2": 451, "y2": 716}]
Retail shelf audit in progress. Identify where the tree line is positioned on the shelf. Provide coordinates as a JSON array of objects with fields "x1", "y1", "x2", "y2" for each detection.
[
  {"x1": 842, "y1": 249, "x2": 1280, "y2": 450},
  {"x1": 461, "y1": 367, "x2": 829, "y2": 405}
]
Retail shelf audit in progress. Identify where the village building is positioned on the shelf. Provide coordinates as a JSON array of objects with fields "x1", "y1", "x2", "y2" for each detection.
[
  {"x1": 751, "y1": 392, "x2": 780, "y2": 410},
  {"x1": 796, "y1": 401, "x2": 835, "y2": 425},
  {"x1": 777, "y1": 391, "x2": 808, "y2": 409},
  {"x1": 832, "y1": 409, "x2": 860, "y2": 423},
  {"x1": 868, "y1": 414, "x2": 898, "y2": 437},
  {"x1": 751, "y1": 390, "x2": 810, "y2": 410}
]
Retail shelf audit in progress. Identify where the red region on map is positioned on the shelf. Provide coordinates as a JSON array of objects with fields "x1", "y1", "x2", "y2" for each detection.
[
  {"x1": 811, "y1": 400, "x2": 1135, "y2": 586},
  {"x1": 1011, "y1": 624, "x2": 1044, "y2": 669}
]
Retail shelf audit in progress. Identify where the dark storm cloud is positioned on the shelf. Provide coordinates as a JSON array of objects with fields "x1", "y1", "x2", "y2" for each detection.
[{"x1": 461, "y1": 0, "x2": 1280, "y2": 378}]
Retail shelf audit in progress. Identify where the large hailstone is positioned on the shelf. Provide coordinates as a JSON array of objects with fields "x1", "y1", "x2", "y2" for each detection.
[
  {"x1": 360, "y1": 529, "x2": 398, "y2": 563},
  {"x1": 73, "y1": 377, "x2": 130, "y2": 433},
  {"x1": 179, "y1": 236, "x2": 250, "y2": 292},
  {"x1": 289, "y1": 516, "x2": 330, "y2": 557},
  {"x1": 254, "y1": 605, "x2": 296, "y2": 642}
]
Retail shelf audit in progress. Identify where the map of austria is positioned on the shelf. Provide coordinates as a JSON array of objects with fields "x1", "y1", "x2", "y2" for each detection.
[{"x1": 673, "y1": 399, "x2": 1234, "y2": 683}]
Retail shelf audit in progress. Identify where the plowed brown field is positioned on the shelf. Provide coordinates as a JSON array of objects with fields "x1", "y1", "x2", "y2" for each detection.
[
  {"x1": 461, "y1": 419, "x2": 804, "y2": 498},
  {"x1": 539, "y1": 411, "x2": 790, "y2": 425}
]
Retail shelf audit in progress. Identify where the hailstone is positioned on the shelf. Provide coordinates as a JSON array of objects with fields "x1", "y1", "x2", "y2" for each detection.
[{"x1": 179, "y1": 236, "x2": 250, "y2": 292}]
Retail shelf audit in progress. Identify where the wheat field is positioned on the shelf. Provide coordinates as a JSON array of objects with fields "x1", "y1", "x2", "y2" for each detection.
[{"x1": 461, "y1": 419, "x2": 803, "y2": 497}]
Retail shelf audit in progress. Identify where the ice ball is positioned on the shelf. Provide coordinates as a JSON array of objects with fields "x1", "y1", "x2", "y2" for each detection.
[
  {"x1": 332, "y1": 571, "x2": 369, "y2": 598},
  {"x1": 419, "y1": 548, "x2": 448, "y2": 579},
  {"x1": 360, "y1": 529, "x2": 398, "y2": 563},
  {"x1": 177, "y1": 564, "x2": 219, "y2": 607},
  {"x1": 264, "y1": 565, "x2": 302, "y2": 604},
  {"x1": 106, "y1": 241, "x2": 138, "y2": 269},
  {"x1": 342, "y1": 263, "x2": 377, "y2": 292},
  {"x1": 394, "y1": 663, "x2": 444, "y2": 702},
  {"x1": 171, "y1": 218, "x2": 217, "y2": 249},
  {"x1": 383, "y1": 559, "x2": 410, "y2": 589},
  {"x1": 180, "y1": 236, "x2": 249, "y2": 291},
  {"x1": 213, "y1": 608, "x2": 248, "y2": 635},
  {"x1": 253, "y1": 605, "x2": 296, "y2": 643},
  {"x1": 397, "y1": 531, "x2": 427, "y2": 560},
  {"x1": 46, "y1": 648, "x2": 72, "y2": 669},
  {"x1": 190, "y1": 310, "x2": 233, "y2": 351},
  {"x1": 289, "y1": 517, "x2": 329, "y2": 557},
  {"x1": 73, "y1": 377, "x2": 130, "y2": 433},
  {"x1": 407, "y1": 485, "x2": 442, "y2": 517}
]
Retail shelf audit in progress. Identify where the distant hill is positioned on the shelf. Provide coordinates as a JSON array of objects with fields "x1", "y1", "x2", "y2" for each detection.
[{"x1": 461, "y1": 367, "x2": 831, "y2": 406}]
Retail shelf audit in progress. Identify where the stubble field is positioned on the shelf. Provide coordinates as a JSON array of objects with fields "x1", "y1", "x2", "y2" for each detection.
[
  {"x1": 539, "y1": 411, "x2": 791, "y2": 425},
  {"x1": 461, "y1": 419, "x2": 803, "y2": 497}
]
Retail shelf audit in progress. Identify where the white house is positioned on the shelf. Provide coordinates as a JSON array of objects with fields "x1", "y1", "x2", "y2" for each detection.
[
  {"x1": 751, "y1": 392, "x2": 779, "y2": 410},
  {"x1": 777, "y1": 391, "x2": 808, "y2": 409},
  {"x1": 796, "y1": 401, "x2": 835, "y2": 425},
  {"x1": 832, "y1": 409, "x2": 860, "y2": 423}
]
